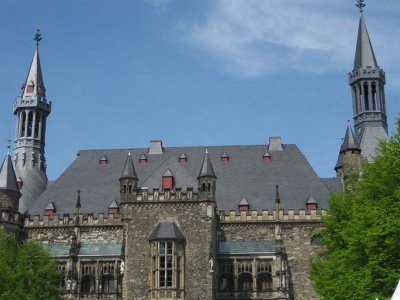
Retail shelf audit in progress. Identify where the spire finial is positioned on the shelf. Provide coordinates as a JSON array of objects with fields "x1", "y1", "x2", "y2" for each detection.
[
  {"x1": 355, "y1": 0, "x2": 366, "y2": 14},
  {"x1": 33, "y1": 27, "x2": 42, "y2": 46},
  {"x1": 205, "y1": 146, "x2": 208, "y2": 154},
  {"x1": 6, "y1": 139, "x2": 11, "y2": 155}
]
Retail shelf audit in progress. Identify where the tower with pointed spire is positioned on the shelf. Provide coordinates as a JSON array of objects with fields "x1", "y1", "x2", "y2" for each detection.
[
  {"x1": 119, "y1": 151, "x2": 138, "y2": 202},
  {"x1": 13, "y1": 29, "x2": 52, "y2": 213},
  {"x1": 198, "y1": 148, "x2": 217, "y2": 200},
  {"x1": 0, "y1": 144, "x2": 23, "y2": 238},
  {"x1": 335, "y1": 124, "x2": 363, "y2": 179},
  {"x1": 348, "y1": 5, "x2": 388, "y2": 161}
]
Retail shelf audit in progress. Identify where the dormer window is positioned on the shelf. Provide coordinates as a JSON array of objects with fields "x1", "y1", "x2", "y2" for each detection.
[
  {"x1": 179, "y1": 153, "x2": 187, "y2": 164},
  {"x1": 306, "y1": 196, "x2": 318, "y2": 210},
  {"x1": 26, "y1": 81, "x2": 34, "y2": 93},
  {"x1": 108, "y1": 200, "x2": 119, "y2": 215},
  {"x1": 44, "y1": 202, "x2": 55, "y2": 217},
  {"x1": 139, "y1": 154, "x2": 147, "y2": 164},
  {"x1": 99, "y1": 155, "x2": 108, "y2": 165},
  {"x1": 163, "y1": 169, "x2": 174, "y2": 191},
  {"x1": 238, "y1": 197, "x2": 250, "y2": 212},
  {"x1": 221, "y1": 151, "x2": 229, "y2": 162},
  {"x1": 263, "y1": 150, "x2": 271, "y2": 161},
  {"x1": 17, "y1": 177, "x2": 23, "y2": 189}
]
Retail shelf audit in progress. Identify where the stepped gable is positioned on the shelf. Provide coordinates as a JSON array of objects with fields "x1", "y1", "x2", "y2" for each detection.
[{"x1": 28, "y1": 144, "x2": 339, "y2": 215}]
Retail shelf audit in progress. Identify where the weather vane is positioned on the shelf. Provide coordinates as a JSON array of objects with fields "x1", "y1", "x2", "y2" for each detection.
[
  {"x1": 356, "y1": 0, "x2": 366, "y2": 14},
  {"x1": 33, "y1": 27, "x2": 42, "y2": 46}
]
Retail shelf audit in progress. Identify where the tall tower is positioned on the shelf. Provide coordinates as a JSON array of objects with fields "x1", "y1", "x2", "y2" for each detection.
[
  {"x1": 348, "y1": 2, "x2": 388, "y2": 161},
  {"x1": 13, "y1": 29, "x2": 52, "y2": 213}
]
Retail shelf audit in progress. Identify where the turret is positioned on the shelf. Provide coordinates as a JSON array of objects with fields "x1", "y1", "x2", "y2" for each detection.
[
  {"x1": 335, "y1": 124, "x2": 363, "y2": 179},
  {"x1": 197, "y1": 148, "x2": 216, "y2": 200},
  {"x1": 13, "y1": 29, "x2": 52, "y2": 213},
  {"x1": 119, "y1": 151, "x2": 138, "y2": 202},
  {"x1": 348, "y1": 3, "x2": 388, "y2": 161},
  {"x1": 0, "y1": 144, "x2": 23, "y2": 237}
]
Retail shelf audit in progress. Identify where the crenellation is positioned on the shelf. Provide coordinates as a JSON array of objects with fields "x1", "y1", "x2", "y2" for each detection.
[
  {"x1": 25, "y1": 212, "x2": 123, "y2": 227},
  {"x1": 220, "y1": 209, "x2": 324, "y2": 222}
]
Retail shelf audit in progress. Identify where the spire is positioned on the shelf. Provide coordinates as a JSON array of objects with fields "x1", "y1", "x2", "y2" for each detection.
[
  {"x1": 22, "y1": 29, "x2": 46, "y2": 98},
  {"x1": 198, "y1": 147, "x2": 216, "y2": 179},
  {"x1": 353, "y1": 15, "x2": 378, "y2": 70},
  {"x1": 340, "y1": 124, "x2": 361, "y2": 153},
  {"x1": 120, "y1": 150, "x2": 138, "y2": 180},
  {"x1": 0, "y1": 153, "x2": 19, "y2": 191}
]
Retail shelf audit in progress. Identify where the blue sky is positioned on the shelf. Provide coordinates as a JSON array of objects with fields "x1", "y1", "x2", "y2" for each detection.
[{"x1": 0, "y1": 0, "x2": 399, "y2": 180}]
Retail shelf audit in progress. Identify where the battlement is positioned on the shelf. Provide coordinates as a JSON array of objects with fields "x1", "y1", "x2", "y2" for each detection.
[
  {"x1": 219, "y1": 209, "x2": 325, "y2": 223},
  {"x1": 24, "y1": 212, "x2": 122, "y2": 227},
  {"x1": 13, "y1": 96, "x2": 52, "y2": 113},
  {"x1": 348, "y1": 66, "x2": 385, "y2": 83},
  {"x1": 123, "y1": 187, "x2": 215, "y2": 202}
]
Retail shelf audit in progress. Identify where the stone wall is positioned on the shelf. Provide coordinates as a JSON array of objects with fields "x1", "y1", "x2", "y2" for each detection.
[
  {"x1": 220, "y1": 220, "x2": 322, "y2": 300},
  {"x1": 122, "y1": 200, "x2": 216, "y2": 300}
]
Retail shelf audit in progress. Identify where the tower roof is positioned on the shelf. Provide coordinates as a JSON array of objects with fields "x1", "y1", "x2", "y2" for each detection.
[
  {"x1": 353, "y1": 16, "x2": 378, "y2": 70},
  {"x1": 198, "y1": 148, "x2": 216, "y2": 179},
  {"x1": 22, "y1": 45, "x2": 46, "y2": 98},
  {"x1": 120, "y1": 151, "x2": 138, "y2": 180},
  {"x1": 340, "y1": 124, "x2": 361, "y2": 153},
  {"x1": 0, "y1": 154, "x2": 19, "y2": 191}
]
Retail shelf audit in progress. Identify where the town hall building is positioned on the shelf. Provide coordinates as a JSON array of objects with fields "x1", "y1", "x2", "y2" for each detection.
[{"x1": 0, "y1": 6, "x2": 390, "y2": 300}]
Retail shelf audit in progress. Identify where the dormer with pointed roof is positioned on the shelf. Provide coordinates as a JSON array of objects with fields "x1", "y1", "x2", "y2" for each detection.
[
  {"x1": 198, "y1": 148, "x2": 216, "y2": 200},
  {"x1": 120, "y1": 151, "x2": 138, "y2": 202},
  {"x1": 348, "y1": 12, "x2": 388, "y2": 161},
  {"x1": 13, "y1": 29, "x2": 52, "y2": 213}
]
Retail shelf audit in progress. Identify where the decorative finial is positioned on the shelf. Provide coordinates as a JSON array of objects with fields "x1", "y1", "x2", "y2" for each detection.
[
  {"x1": 6, "y1": 139, "x2": 11, "y2": 155},
  {"x1": 76, "y1": 189, "x2": 81, "y2": 208},
  {"x1": 355, "y1": 0, "x2": 366, "y2": 14},
  {"x1": 33, "y1": 27, "x2": 42, "y2": 46},
  {"x1": 275, "y1": 184, "x2": 280, "y2": 204},
  {"x1": 205, "y1": 146, "x2": 208, "y2": 154}
]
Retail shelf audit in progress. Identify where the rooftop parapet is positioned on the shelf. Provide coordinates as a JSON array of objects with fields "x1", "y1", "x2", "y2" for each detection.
[
  {"x1": 13, "y1": 96, "x2": 52, "y2": 113},
  {"x1": 123, "y1": 187, "x2": 200, "y2": 202},
  {"x1": 348, "y1": 66, "x2": 385, "y2": 83},
  {"x1": 24, "y1": 212, "x2": 122, "y2": 227},
  {"x1": 0, "y1": 208, "x2": 24, "y2": 225},
  {"x1": 219, "y1": 209, "x2": 325, "y2": 222}
]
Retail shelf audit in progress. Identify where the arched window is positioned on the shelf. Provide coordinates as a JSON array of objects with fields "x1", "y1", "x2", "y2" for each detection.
[
  {"x1": 101, "y1": 274, "x2": 114, "y2": 293},
  {"x1": 219, "y1": 274, "x2": 234, "y2": 292},
  {"x1": 238, "y1": 273, "x2": 253, "y2": 292},
  {"x1": 21, "y1": 112, "x2": 26, "y2": 137},
  {"x1": 27, "y1": 112, "x2": 33, "y2": 137},
  {"x1": 81, "y1": 274, "x2": 95, "y2": 293},
  {"x1": 34, "y1": 113, "x2": 40, "y2": 138},
  {"x1": 257, "y1": 272, "x2": 272, "y2": 290},
  {"x1": 363, "y1": 82, "x2": 369, "y2": 111}
]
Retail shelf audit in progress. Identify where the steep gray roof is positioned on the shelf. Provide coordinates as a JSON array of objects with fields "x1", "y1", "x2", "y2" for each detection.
[
  {"x1": 340, "y1": 125, "x2": 360, "y2": 153},
  {"x1": 120, "y1": 152, "x2": 137, "y2": 179},
  {"x1": 353, "y1": 16, "x2": 378, "y2": 70},
  {"x1": 28, "y1": 144, "x2": 341, "y2": 215},
  {"x1": 148, "y1": 221, "x2": 185, "y2": 241},
  {"x1": 0, "y1": 154, "x2": 19, "y2": 191},
  {"x1": 198, "y1": 149, "x2": 216, "y2": 179}
]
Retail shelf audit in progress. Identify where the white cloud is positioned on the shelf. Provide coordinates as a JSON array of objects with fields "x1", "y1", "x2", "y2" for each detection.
[
  {"x1": 179, "y1": 0, "x2": 400, "y2": 80},
  {"x1": 142, "y1": 0, "x2": 170, "y2": 9}
]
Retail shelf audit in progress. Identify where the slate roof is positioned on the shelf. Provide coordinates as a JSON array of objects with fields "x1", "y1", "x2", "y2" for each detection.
[
  {"x1": 340, "y1": 125, "x2": 360, "y2": 153},
  {"x1": 218, "y1": 240, "x2": 275, "y2": 255},
  {"x1": 354, "y1": 16, "x2": 378, "y2": 70},
  {"x1": 0, "y1": 154, "x2": 19, "y2": 191},
  {"x1": 148, "y1": 221, "x2": 185, "y2": 241},
  {"x1": 28, "y1": 144, "x2": 341, "y2": 215}
]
